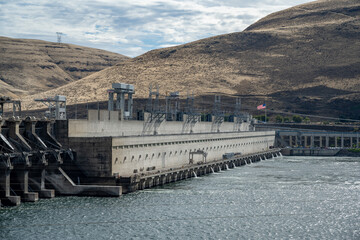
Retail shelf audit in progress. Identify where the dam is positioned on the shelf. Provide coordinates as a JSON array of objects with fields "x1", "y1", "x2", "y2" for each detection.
[
  {"x1": 0, "y1": 83, "x2": 277, "y2": 206},
  {"x1": 55, "y1": 109, "x2": 276, "y2": 193}
]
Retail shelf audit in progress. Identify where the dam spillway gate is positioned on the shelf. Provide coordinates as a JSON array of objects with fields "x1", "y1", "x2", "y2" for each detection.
[
  {"x1": 0, "y1": 116, "x2": 71, "y2": 206},
  {"x1": 0, "y1": 115, "x2": 122, "y2": 207}
]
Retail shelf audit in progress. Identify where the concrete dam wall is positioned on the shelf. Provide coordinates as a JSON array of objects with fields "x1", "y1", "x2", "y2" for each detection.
[
  {"x1": 1, "y1": 85, "x2": 277, "y2": 207},
  {"x1": 0, "y1": 109, "x2": 276, "y2": 207},
  {"x1": 57, "y1": 110, "x2": 275, "y2": 179}
]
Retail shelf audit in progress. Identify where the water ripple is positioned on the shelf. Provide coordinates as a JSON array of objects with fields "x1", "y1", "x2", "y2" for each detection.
[{"x1": 1, "y1": 156, "x2": 359, "y2": 240}]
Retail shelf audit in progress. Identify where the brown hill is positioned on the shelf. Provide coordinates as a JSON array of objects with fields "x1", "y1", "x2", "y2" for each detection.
[
  {"x1": 0, "y1": 36, "x2": 129, "y2": 98},
  {"x1": 23, "y1": 0, "x2": 360, "y2": 118}
]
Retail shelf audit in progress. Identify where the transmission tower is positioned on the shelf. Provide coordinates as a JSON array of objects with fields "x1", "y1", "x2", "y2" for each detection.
[
  {"x1": 56, "y1": 32, "x2": 63, "y2": 44},
  {"x1": 0, "y1": 96, "x2": 21, "y2": 117},
  {"x1": 146, "y1": 84, "x2": 160, "y2": 113},
  {"x1": 185, "y1": 91, "x2": 195, "y2": 114},
  {"x1": 213, "y1": 95, "x2": 222, "y2": 115},
  {"x1": 165, "y1": 91, "x2": 180, "y2": 121},
  {"x1": 212, "y1": 95, "x2": 224, "y2": 132},
  {"x1": 34, "y1": 95, "x2": 67, "y2": 120},
  {"x1": 234, "y1": 97, "x2": 241, "y2": 116},
  {"x1": 143, "y1": 84, "x2": 165, "y2": 135},
  {"x1": 182, "y1": 91, "x2": 200, "y2": 133}
]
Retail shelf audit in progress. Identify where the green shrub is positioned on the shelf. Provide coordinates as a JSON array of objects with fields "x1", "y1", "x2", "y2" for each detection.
[
  {"x1": 292, "y1": 115, "x2": 302, "y2": 123},
  {"x1": 275, "y1": 115, "x2": 283, "y2": 123}
]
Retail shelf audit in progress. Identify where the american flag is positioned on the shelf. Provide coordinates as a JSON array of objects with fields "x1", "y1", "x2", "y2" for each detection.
[{"x1": 257, "y1": 104, "x2": 266, "y2": 110}]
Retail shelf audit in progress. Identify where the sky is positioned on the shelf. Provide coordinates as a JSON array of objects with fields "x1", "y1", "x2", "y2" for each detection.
[{"x1": 0, "y1": 0, "x2": 314, "y2": 57}]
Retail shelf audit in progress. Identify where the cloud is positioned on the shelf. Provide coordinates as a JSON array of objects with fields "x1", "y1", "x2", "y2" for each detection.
[{"x1": 0, "y1": 0, "x2": 313, "y2": 57}]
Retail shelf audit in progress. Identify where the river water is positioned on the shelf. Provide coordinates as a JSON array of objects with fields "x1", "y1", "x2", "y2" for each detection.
[{"x1": 1, "y1": 156, "x2": 359, "y2": 240}]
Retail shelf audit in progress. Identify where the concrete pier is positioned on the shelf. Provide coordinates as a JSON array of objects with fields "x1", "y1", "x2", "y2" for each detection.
[
  {"x1": 0, "y1": 169, "x2": 21, "y2": 206},
  {"x1": 12, "y1": 168, "x2": 39, "y2": 202},
  {"x1": 29, "y1": 168, "x2": 55, "y2": 198}
]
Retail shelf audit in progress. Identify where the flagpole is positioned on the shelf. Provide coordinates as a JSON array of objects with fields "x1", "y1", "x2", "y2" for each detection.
[{"x1": 265, "y1": 96, "x2": 267, "y2": 124}]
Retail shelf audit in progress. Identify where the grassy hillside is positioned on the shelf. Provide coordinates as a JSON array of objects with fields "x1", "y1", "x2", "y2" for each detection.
[
  {"x1": 0, "y1": 36, "x2": 129, "y2": 97},
  {"x1": 21, "y1": 0, "x2": 360, "y2": 118}
]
